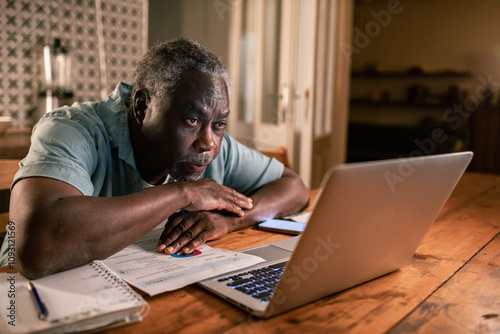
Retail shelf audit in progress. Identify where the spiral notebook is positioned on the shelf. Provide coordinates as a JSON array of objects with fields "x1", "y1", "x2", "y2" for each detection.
[{"x1": 0, "y1": 262, "x2": 149, "y2": 334}]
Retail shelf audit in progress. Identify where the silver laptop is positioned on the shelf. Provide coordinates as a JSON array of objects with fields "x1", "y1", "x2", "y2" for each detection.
[{"x1": 198, "y1": 151, "x2": 473, "y2": 318}]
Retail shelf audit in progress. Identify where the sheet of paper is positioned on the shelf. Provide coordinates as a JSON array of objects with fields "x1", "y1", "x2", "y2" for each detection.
[
  {"x1": 285, "y1": 211, "x2": 312, "y2": 223},
  {"x1": 101, "y1": 229, "x2": 265, "y2": 296}
]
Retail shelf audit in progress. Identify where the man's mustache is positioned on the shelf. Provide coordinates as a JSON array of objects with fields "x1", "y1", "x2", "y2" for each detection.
[{"x1": 177, "y1": 154, "x2": 214, "y2": 165}]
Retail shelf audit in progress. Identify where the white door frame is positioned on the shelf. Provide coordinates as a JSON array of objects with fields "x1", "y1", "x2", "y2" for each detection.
[{"x1": 227, "y1": 0, "x2": 353, "y2": 187}]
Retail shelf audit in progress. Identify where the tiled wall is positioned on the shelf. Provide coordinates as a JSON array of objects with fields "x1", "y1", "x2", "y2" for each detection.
[{"x1": 0, "y1": 0, "x2": 147, "y2": 128}]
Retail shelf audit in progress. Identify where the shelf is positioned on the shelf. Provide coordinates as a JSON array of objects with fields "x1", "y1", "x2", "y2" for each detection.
[
  {"x1": 348, "y1": 68, "x2": 474, "y2": 162},
  {"x1": 347, "y1": 122, "x2": 464, "y2": 163},
  {"x1": 350, "y1": 99, "x2": 455, "y2": 109},
  {"x1": 351, "y1": 70, "x2": 472, "y2": 78}
]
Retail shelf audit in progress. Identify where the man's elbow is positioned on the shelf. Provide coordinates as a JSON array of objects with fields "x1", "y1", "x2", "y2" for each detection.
[
  {"x1": 15, "y1": 223, "x2": 68, "y2": 279},
  {"x1": 298, "y1": 182, "x2": 311, "y2": 211},
  {"x1": 17, "y1": 242, "x2": 54, "y2": 280},
  {"x1": 18, "y1": 262, "x2": 46, "y2": 280},
  {"x1": 283, "y1": 167, "x2": 310, "y2": 210}
]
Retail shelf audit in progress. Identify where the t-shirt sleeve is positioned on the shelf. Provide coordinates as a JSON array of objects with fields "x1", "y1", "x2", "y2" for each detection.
[
  {"x1": 13, "y1": 110, "x2": 99, "y2": 195},
  {"x1": 202, "y1": 133, "x2": 285, "y2": 195}
]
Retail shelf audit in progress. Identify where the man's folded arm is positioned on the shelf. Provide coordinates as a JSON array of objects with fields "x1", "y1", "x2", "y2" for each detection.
[
  {"x1": 11, "y1": 176, "x2": 252, "y2": 279},
  {"x1": 157, "y1": 167, "x2": 310, "y2": 255}
]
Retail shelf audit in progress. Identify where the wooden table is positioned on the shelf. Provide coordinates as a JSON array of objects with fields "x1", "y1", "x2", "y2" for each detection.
[
  {"x1": 0, "y1": 128, "x2": 31, "y2": 159},
  {"x1": 0, "y1": 159, "x2": 20, "y2": 233},
  {"x1": 68, "y1": 172, "x2": 500, "y2": 332}
]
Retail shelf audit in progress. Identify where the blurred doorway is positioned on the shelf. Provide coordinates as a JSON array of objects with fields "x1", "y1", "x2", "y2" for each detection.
[{"x1": 228, "y1": 0, "x2": 352, "y2": 187}]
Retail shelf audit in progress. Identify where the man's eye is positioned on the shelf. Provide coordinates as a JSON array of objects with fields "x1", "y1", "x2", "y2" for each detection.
[
  {"x1": 186, "y1": 118, "x2": 199, "y2": 126},
  {"x1": 214, "y1": 121, "x2": 227, "y2": 130}
]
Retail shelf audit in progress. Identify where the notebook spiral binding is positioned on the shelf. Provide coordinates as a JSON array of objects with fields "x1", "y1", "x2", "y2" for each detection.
[{"x1": 90, "y1": 261, "x2": 150, "y2": 320}]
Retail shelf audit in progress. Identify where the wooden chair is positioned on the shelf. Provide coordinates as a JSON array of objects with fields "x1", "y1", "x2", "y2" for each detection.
[
  {"x1": 468, "y1": 104, "x2": 500, "y2": 174},
  {"x1": 0, "y1": 159, "x2": 20, "y2": 239},
  {"x1": 259, "y1": 146, "x2": 291, "y2": 168}
]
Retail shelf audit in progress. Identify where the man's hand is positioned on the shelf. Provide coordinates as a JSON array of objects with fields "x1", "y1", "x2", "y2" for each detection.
[
  {"x1": 179, "y1": 178, "x2": 253, "y2": 217},
  {"x1": 157, "y1": 168, "x2": 310, "y2": 256},
  {"x1": 157, "y1": 210, "x2": 236, "y2": 255}
]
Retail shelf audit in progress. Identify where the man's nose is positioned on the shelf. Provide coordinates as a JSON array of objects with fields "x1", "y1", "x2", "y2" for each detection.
[{"x1": 194, "y1": 126, "x2": 216, "y2": 151}]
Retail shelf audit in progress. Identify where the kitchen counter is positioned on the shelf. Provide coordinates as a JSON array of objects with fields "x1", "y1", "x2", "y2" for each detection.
[{"x1": 0, "y1": 128, "x2": 31, "y2": 159}]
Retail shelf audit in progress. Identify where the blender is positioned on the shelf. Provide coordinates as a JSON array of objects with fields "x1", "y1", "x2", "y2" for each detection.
[{"x1": 36, "y1": 38, "x2": 74, "y2": 118}]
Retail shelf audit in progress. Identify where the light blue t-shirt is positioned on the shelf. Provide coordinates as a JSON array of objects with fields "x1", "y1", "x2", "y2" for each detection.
[{"x1": 0, "y1": 82, "x2": 283, "y2": 265}]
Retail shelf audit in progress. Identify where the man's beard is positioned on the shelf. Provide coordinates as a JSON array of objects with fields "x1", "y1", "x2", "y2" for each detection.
[{"x1": 168, "y1": 154, "x2": 214, "y2": 181}]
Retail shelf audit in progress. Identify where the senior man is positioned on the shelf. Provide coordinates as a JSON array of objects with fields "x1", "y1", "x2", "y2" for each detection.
[{"x1": 0, "y1": 38, "x2": 309, "y2": 279}]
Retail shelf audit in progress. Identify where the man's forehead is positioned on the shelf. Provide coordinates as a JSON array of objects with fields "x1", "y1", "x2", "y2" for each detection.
[
  {"x1": 176, "y1": 70, "x2": 229, "y2": 103},
  {"x1": 180, "y1": 69, "x2": 226, "y2": 89}
]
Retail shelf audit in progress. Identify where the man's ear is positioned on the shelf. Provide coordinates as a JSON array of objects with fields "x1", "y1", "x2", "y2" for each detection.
[{"x1": 132, "y1": 89, "x2": 150, "y2": 125}]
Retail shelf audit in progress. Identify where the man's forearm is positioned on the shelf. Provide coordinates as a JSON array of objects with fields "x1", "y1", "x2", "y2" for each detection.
[
  {"x1": 13, "y1": 180, "x2": 187, "y2": 278},
  {"x1": 231, "y1": 168, "x2": 310, "y2": 232},
  {"x1": 12, "y1": 178, "x2": 252, "y2": 279}
]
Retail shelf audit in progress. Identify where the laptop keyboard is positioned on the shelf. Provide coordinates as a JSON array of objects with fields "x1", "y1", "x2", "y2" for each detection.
[{"x1": 217, "y1": 262, "x2": 287, "y2": 302}]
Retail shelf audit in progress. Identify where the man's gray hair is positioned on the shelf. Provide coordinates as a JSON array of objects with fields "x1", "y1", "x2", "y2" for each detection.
[{"x1": 132, "y1": 38, "x2": 230, "y2": 103}]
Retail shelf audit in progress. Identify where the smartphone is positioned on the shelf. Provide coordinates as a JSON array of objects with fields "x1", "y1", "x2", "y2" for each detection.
[{"x1": 257, "y1": 219, "x2": 306, "y2": 235}]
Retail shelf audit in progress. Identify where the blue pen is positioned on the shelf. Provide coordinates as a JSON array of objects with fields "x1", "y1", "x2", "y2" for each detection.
[{"x1": 27, "y1": 282, "x2": 49, "y2": 320}]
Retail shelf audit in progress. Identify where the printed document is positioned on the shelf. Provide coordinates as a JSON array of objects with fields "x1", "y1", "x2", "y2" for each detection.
[{"x1": 101, "y1": 228, "x2": 264, "y2": 296}]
